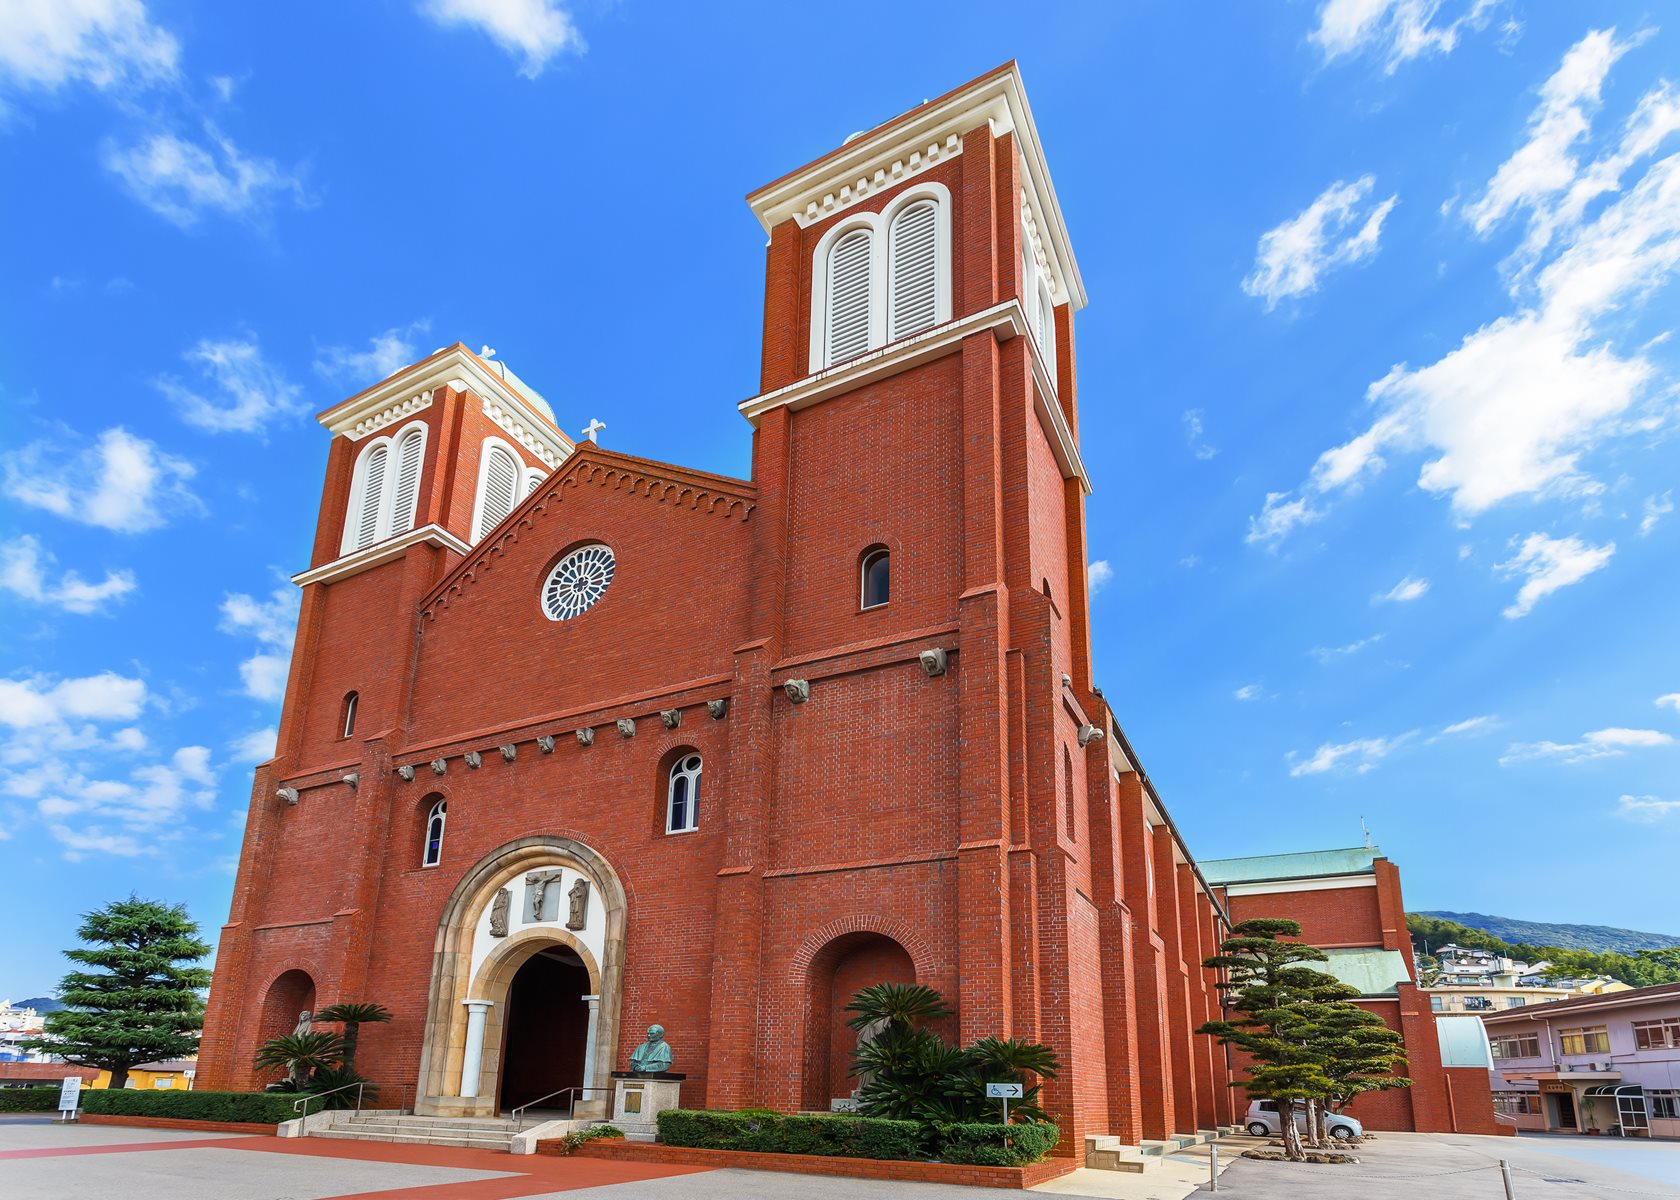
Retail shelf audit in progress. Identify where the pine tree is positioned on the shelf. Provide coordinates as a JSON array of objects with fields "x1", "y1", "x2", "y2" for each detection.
[{"x1": 24, "y1": 897, "x2": 212, "y2": 1088}]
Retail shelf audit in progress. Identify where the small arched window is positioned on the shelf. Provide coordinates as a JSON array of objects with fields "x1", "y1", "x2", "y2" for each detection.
[
  {"x1": 340, "y1": 691, "x2": 359, "y2": 739},
  {"x1": 888, "y1": 200, "x2": 939, "y2": 341},
  {"x1": 861, "y1": 546, "x2": 890, "y2": 610},
  {"x1": 825, "y1": 228, "x2": 874, "y2": 366},
  {"x1": 422, "y1": 798, "x2": 446, "y2": 867},
  {"x1": 1063, "y1": 746, "x2": 1076, "y2": 842},
  {"x1": 667, "y1": 753, "x2": 701, "y2": 833},
  {"x1": 472, "y1": 441, "x2": 522, "y2": 541}
]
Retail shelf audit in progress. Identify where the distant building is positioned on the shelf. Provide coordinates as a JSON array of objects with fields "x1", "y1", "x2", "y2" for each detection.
[
  {"x1": 1484, "y1": 981, "x2": 1680, "y2": 1137},
  {"x1": 0, "y1": 1059, "x2": 196, "y2": 1090},
  {"x1": 0, "y1": 1000, "x2": 48, "y2": 1064},
  {"x1": 1420, "y1": 944, "x2": 1629, "y2": 1014},
  {"x1": 1199, "y1": 846, "x2": 1508, "y2": 1136}
]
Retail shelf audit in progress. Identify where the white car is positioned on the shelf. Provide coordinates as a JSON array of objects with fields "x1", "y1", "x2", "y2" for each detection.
[{"x1": 1244, "y1": 1099, "x2": 1363, "y2": 1140}]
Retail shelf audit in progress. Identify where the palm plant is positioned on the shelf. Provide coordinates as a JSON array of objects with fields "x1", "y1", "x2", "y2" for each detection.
[
  {"x1": 844, "y1": 982, "x2": 951, "y2": 1033},
  {"x1": 313, "y1": 1002, "x2": 392, "y2": 1072},
  {"x1": 253, "y1": 1030, "x2": 346, "y2": 1090}
]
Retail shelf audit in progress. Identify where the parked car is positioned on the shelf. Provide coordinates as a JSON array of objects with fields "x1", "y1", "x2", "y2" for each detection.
[{"x1": 1244, "y1": 1099, "x2": 1363, "y2": 1140}]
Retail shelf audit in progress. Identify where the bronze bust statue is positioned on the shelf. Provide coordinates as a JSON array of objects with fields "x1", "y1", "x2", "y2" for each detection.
[{"x1": 629, "y1": 1023, "x2": 673, "y2": 1074}]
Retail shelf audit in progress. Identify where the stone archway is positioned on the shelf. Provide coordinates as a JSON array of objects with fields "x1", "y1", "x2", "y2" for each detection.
[{"x1": 414, "y1": 836, "x2": 626, "y2": 1117}]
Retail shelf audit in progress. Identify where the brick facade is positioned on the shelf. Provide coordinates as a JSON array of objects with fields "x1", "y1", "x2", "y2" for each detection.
[{"x1": 196, "y1": 63, "x2": 1236, "y2": 1148}]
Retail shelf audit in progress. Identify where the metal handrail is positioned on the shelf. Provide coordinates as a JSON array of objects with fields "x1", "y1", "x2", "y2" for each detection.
[
  {"x1": 293, "y1": 1080, "x2": 365, "y2": 1119},
  {"x1": 510, "y1": 1085, "x2": 610, "y2": 1128}
]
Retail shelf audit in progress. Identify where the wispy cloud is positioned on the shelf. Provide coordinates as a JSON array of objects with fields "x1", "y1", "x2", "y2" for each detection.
[
  {"x1": 418, "y1": 0, "x2": 584, "y2": 78},
  {"x1": 0, "y1": 671, "x2": 146, "y2": 729},
  {"x1": 229, "y1": 727, "x2": 278, "y2": 764},
  {"x1": 103, "y1": 124, "x2": 310, "y2": 227},
  {"x1": 1439, "y1": 715, "x2": 1496, "y2": 737},
  {"x1": 1309, "y1": 633, "x2": 1385, "y2": 663},
  {"x1": 219, "y1": 587, "x2": 297, "y2": 702},
  {"x1": 1242, "y1": 175, "x2": 1397, "y2": 309},
  {"x1": 314, "y1": 320, "x2": 431, "y2": 388},
  {"x1": 1311, "y1": 0, "x2": 1501, "y2": 73},
  {"x1": 1249, "y1": 31, "x2": 1680, "y2": 547},
  {"x1": 1088, "y1": 560, "x2": 1113, "y2": 594},
  {"x1": 1289, "y1": 733, "x2": 1412, "y2": 776},
  {"x1": 1656, "y1": 693, "x2": 1680, "y2": 714},
  {"x1": 1501, "y1": 726, "x2": 1674, "y2": 764},
  {"x1": 1497, "y1": 532, "x2": 1614, "y2": 618},
  {"x1": 1620, "y1": 794, "x2": 1680, "y2": 822},
  {"x1": 1182, "y1": 409, "x2": 1219, "y2": 460},
  {"x1": 1234, "y1": 684, "x2": 1263, "y2": 702},
  {"x1": 157, "y1": 335, "x2": 303, "y2": 435},
  {"x1": 0, "y1": 0, "x2": 178, "y2": 102},
  {"x1": 3, "y1": 426, "x2": 198, "y2": 533},
  {"x1": 0, "y1": 535, "x2": 135, "y2": 614},
  {"x1": 1642, "y1": 491, "x2": 1674, "y2": 535},
  {"x1": 1375, "y1": 575, "x2": 1430, "y2": 603}
]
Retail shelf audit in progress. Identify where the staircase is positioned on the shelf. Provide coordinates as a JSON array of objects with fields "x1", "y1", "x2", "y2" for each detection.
[
  {"x1": 310, "y1": 1113, "x2": 524, "y2": 1151},
  {"x1": 1084, "y1": 1129, "x2": 1226, "y2": 1172}
]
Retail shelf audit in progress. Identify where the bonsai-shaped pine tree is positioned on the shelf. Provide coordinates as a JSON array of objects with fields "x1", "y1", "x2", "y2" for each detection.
[
  {"x1": 24, "y1": 897, "x2": 211, "y2": 1089},
  {"x1": 1197, "y1": 918, "x2": 1335, "y2": 1161},
  {"x1": 1314, "y1": 999, "x2": 1409, "y2": 1137}
]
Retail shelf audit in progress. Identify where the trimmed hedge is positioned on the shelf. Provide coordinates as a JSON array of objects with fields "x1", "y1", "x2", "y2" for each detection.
[
  {"x1": 0, "y1": 1088, "x2": 61, "y2": 1113},
  {"x1": 81, "y1": 1089, "x2": 308, "y2": 1124},
  {"x1": 658, "y1": 1110, "x2": 922, "y2": 1161},
  {"x1": 939, "y1": 1122, "x2": 1060, "y2": 1166}
]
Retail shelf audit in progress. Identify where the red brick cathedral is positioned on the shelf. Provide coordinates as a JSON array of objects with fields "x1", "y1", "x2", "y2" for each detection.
[{"x1": 199, "y1": 63, "x2": 1251, "y2": 1147}]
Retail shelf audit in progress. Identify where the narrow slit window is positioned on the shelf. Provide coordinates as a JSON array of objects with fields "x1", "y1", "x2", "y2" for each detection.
[
  {"x1": 422, "y1": 799, "x2": 446, "y2": 867},
  {"x1": 341, "y1": 692, "x2": 359, "y2": 739},
  {"x1": 861, "y1": 547, "x2": 890, "y2": 609}
]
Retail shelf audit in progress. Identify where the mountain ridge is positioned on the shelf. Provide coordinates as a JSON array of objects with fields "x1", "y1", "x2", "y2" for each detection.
[{"x1": 1417, "y1": 911, "x2": 1680, "y2": 954}]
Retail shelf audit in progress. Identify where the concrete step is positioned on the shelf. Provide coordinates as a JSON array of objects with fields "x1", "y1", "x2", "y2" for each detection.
[
  {"x1": 313, "y1": 1129, "x2": 516, "y2": 1150},
  {"x1": 1085, "y1": 1144, "x2": 1161, "y2": 1172},
  {"x1": 341, "y1": 1115, "x2": 520, "y2": 1132}
]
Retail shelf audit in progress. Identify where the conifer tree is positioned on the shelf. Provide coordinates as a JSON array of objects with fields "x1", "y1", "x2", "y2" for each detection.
[{"x1": 24, "y1": 897, "x2": 212, "y2": 1089}]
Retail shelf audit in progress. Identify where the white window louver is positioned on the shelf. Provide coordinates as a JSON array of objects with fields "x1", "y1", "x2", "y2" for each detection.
[
  {"x1": 525, "y1": 471, "x2": 543, "y2": 497},
  {"x1": 391, "y1": 429, "x2": 424, "y2": 536},
  {"x1": 1037, "y1": 278, "x2": 1056, "y2": 376},
  {"x1": 477, "y1": 446, "x2": 519, "y2": 539},
  {"x1": 357, "y1": 444, "x2": 387, "y2": 550},
  {"x1": 825, "y1": 228, "x2": 873, "y2": 366},
  {"x1": 888, "y1": 201, "x2": 938, "y2": 341}
]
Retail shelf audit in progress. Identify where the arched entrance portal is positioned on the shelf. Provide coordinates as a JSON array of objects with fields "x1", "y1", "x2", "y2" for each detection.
[
  {"x1": 498, "y1": 944, "x2": 591, "y2": 1110},
  {"x1": 258, "y1": 969, "x2": 316, "y2": 1043},
  {"x1": 803, "y1": 932, "x2": 917, "y2": 1110}
]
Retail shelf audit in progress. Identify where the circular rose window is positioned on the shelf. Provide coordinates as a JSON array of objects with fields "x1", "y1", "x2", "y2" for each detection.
[{"x1": 541, "y1": 544, "x2": 615, "y2": 621}]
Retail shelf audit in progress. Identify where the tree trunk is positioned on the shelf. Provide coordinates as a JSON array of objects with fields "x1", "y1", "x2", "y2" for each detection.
[
  {"x1": 342, "y1": 1024, "x2": 360, "y2": 1072},
  {"x1": 108, "y1": 1065, "x2": 129, "y2": 1090},
  {"x1": 1279, "y1": 1099, "x2": 1305, "y2": 1161},
  {"x1": 1301, "y1": 1099, "x2": 1319, "y2": 1148},
  {"x1": 1312, "y1": 1100, "x2": 1329, "y2": 1147}
]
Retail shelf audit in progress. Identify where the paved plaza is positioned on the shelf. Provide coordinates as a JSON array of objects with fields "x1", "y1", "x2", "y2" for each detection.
[{"x1": 6, "y1": 1117, "x2": 1679, "y2": 1200}]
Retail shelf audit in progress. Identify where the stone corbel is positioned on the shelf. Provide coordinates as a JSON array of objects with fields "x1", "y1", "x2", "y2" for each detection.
[
  {"x1": 431, "y1": 758, "x2": 448, "y2": 775},
  {"x1": 660, "y1": 709, "x2": 682, "y2": 729},
  {"x1": 464, "y1": 750, "x2": 482, "y2": 769},
  {"x1": 707, "y1": 698, "x2": 729, "y2": 719},
  {"x1": 397, "y1": 764, "x2": 416, "y2": 782},
  {"x1": 499, "y1": 744, "x2": 517, "y2": 762},
  {"x1": 1077, "y1": 724, "x2": 1105, "y2": 748},
  {"x1": 783, "y1": 679, "x2": 810, "y2": 704},
  {"x1": 616, "y1": 718, "x2": 636, "y2": 738},
  {"x1": 576, "y1": 727, "x2": 595, "y2": 747},
  {"x1": 918, "y1": 648, "x2": 948, "y2": 678},
  {"x1": 277, "y1": 786, "x2": 299, "y2": 806},
  {"x1": 538, "y1": 735, "x2": 556, "y2": 753},
  {"x1": 342, "y1": 772, "x2": 360, "y2": 790}
]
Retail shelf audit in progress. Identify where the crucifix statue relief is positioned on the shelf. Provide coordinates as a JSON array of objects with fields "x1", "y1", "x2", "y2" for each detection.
[{"x1": 525, "y1": 869, "x2": 565, "y2": 922}]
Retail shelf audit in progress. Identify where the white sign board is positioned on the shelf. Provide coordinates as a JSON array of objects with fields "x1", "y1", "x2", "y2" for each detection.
[
  {"x1": 985, "y1": 1082, "x2": 1023, "y2": 1098},
  {"x1": 57, "y1": 1076, "x2": 82, "y2": 1119}
]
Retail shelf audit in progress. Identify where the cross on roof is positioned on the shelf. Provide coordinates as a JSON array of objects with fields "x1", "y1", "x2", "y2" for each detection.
[{"x1": 581, "y1": 418, "x2": 605, "y2": 444}]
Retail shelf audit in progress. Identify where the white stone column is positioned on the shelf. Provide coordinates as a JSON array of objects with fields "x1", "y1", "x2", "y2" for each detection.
[
  {"x1": 459, "y1": 999, "x2": 494, "y2": 1098},
  {"x1": 581, "y1": 994, "x2": 602, "y2": 1097}
]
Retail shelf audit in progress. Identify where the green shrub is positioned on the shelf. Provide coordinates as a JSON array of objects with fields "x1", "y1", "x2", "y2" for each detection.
[
  {"x1": 0, "y1": 1088, "x2": 61, "y2": 1113},
  {"x1": 938, "y1": 1121, "x2": 1060, "y2": 1166},
  {"x1": 81, "y1": 1089, "x2": 308, "y2": 1124},
  {"x1": 551, "y1": 1123, "x2": 625, "y2": 1154},
  {"x1": 657, "y1": 1109, "x2": 922, "y2": 1160}
]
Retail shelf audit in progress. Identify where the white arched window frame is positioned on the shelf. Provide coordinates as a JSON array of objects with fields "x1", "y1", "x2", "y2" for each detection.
[
  {"x1": 523, "y1": 467, "x2": 547, "y2": 498},
  {"x1": 470, "y1": 436, "x2": 525, "y2": 543},
  {"x1": 666, "y1": 753, "x2": 702, "y2": 834},
  {"x1": 422, "y1": 798, "x2": 446, "y2": 867},
  {"x1": 1021, "y1": 217, "x2": 1059, "y2": 382},
  {"x1": 341, "y1": 420, "x2": 429, "y2": 555},
  {"x1": 808, "y1": 183, "x2": 952, "y2": 372}
]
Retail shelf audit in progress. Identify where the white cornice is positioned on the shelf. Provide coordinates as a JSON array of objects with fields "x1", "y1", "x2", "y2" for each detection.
[
  {"x1": 318, "y1": 346, "x2": 574, "y2": 467},
  {"x1": 1223, "y1": 875, "x2": 1379, "y2": 897},
  {"x1": 746, "y1": 64, "x2": 1086, "y2": 312},
  {"x1": 292, "y1": 524, "x2": 472, "y2": 588},
  {"x1": 737, "y1": 300, "x2": 1091, "y2": 495}
]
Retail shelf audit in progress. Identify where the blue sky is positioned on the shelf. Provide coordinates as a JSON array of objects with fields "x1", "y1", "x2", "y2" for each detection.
[{"x1": 2, "y1": 1, "x2": 1678, "y2": 994}]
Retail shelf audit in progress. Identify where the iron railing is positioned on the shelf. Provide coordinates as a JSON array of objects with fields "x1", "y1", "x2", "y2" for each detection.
[
  {"x1": 510, "y1": 1085, "x2": 610, "y2": 1128},
  {"x1": 293, "y1": 1081, "x2": 365, "y2": 1119}
]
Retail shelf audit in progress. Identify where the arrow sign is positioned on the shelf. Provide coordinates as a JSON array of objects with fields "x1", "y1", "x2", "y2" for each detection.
[{"x1": 985, "y1": 1083, "x2": 1023, "y2": 1098}]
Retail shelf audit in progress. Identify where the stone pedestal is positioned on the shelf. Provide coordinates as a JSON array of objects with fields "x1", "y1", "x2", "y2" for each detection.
[{"x1": 610, "y1": 1071, "x2": 685, "y2": 1141}]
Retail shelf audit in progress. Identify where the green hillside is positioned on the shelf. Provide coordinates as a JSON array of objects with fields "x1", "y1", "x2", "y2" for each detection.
[
  {"x1": 1408, "y1": 914, "x2": 1680, "y2": 989},
  {"x1": 1417, "y1": 911, "x2": 1680, "y2": 954}
]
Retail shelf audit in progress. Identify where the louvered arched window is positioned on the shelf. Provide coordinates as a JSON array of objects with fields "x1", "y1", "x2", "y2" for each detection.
[
  {"x1": 341, "y1": 420, "x2": 429, "y2": 555},
  {"x1": 825, "y1": 228, "x2": 873, "y2": 366},
  {"x1": 888, "y1": 200, "x2": 938, "y2": 341},
  {"x1": 471, "y1": 440, "x2": 522, "y2": 542}
]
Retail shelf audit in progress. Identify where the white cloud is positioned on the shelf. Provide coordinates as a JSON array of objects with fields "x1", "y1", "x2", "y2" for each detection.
[
  {"x1": 1309, "y1": 633, "x2": 1384, "y2": 662},
  {"x1": 0, "y1": 672, "x2": 146, "y2": 729},
  {"x1": 1642, "y1": 490, "x2": 1674, "y2": 535},
  {"x1": 1657, "y1": 693, "x2": 1680, "y2": 714},
  {"x1": 1182, "y1": 409, "x2": 1218, "y2": 460},
  {"x1": 1242, "y1": 175, "x2": 1397, "y2": 309},
  {"x1": 103, "y1": 124, "x2": 309, "y2": 228},
  {"x1": 1440, "y1": 715, "x2": 1496, "y2": 736},
  {"x1": 0, "y1": 535, "x2": 135, "y2": 614},
  {"x1": 1250, "y1": 34, "x2": 1680, "y2": 545},
  {"x1": 1088, "y1": 560, "x2": 1114, "y2": 594},
  {"x1": 220, "y1": 587, "x2": 297, "y2": 702},
  {"x1": 230, "y1": 727, "x2": 278, "y2": 764},
  {"x1": 0, "y1": 0, "x2": 178, "y2": 98},
  {"x1": 3, "y1": 426, "x2": 197, "y2": 533},
  {"x1": 1620, "y1": 794, "x2": 1680, "y2": 821},
  {"x1": 1234, "y1": 684, "x2": 1263, "y2": 702},
  {"x1": 314, "y1": 321, "x2": 430, "y2": 387},
  {"x1": 1497, "y1": 532, "x2": 1614, "y2": 618},
  {"x1": 1248, "y1": 491, "x2": 1325, "y2": 544},
  {"x1": 418, "y1": 0, "x2": 584, "y2": 78},
  {"x1": 1311, "y1": 0, "x2": 1499, "y2": 73},
  {"x1": 157, "y1": 335, "x2": 303, "y2": 435},
  {"x1": 1501, "y1": 726, "x2": 1674, "y2": 764},
  {"x1": 1289, "y1": 733, "x2": 1410, "y2": 776},
  {"x1": 1375, "y1": 575, "x2": 1430, "y2": 603}
]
